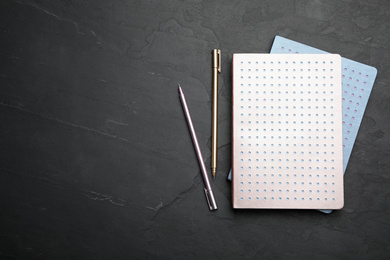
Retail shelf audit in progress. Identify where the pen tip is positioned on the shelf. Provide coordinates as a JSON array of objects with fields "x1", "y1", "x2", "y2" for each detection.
[
  {"x1": 211, "y1": 168, "x2": 217, "y2": 179},
  {"x1": 212, "y1": 168, "x2": 216, "y2": 179}
]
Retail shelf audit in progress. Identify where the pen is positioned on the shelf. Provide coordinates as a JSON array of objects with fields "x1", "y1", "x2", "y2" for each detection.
[
  {"x1": 212, "y1": 49, "x2": 221, "y2": 179},
  {"x1": 178, "y1": 85, "x2": 218, "y2": 211}
]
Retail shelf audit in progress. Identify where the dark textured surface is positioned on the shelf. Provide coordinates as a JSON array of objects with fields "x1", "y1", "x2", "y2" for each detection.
[{"x1": 0, "y1": 0, "x2": 389, "y2": 259}]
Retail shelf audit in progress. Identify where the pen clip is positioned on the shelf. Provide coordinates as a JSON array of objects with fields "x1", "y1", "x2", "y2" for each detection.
[
  {"x1": 217, "y1": 49, "x2": 221, "y2": 73},
  {"x1": 213, "y1": 49, "x2": 221, "y2": 73}
]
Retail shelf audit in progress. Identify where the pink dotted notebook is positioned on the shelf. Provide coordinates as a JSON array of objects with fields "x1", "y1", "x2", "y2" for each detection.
[{"x1": 232, "y1": 54, "x2": 344, "y2": 209}]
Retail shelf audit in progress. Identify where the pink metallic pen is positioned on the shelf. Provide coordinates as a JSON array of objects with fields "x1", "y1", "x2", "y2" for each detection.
[{"x1": 178, "y1": 85, "x2": 217, "y2": 211}]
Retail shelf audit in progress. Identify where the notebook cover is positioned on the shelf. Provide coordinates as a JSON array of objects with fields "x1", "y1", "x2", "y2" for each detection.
[
  {"x1": 232, "y1": 54, "x2": 344, "y2": 209},
  {"x1": 228, "y1": 36, "x2": 377, "y2": 213}
]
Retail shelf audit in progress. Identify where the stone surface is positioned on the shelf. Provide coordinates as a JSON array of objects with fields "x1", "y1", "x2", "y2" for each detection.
[{"x1": 0, "y1": 0, "x2": 389, "y2": 258}]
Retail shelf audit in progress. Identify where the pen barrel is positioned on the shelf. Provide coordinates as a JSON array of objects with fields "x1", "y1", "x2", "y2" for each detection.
[
  {"x1": 211, "y1": 67, "x2": 218, "y2": 173},
  {"x1": 179, "y1": 89, "x2": 213, "y2": 193}
]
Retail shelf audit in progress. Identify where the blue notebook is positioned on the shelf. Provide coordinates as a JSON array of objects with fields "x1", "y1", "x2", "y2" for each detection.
[{"x1": 228, "y1": 36, "x2": 377, "y2": 213}]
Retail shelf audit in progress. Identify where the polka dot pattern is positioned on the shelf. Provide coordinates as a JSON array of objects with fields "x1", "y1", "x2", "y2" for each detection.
[{"x1": 270, "y1": 36, "x2": 378, "y2": 174}]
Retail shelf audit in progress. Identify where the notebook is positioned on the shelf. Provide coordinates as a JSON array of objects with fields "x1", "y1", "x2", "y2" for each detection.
[
  {"x1": 228, "y1": 36, "x2": 377, "y2": 213},
  {"x1": 232, "y1": 54, "x2": 344, "y2": 209}
]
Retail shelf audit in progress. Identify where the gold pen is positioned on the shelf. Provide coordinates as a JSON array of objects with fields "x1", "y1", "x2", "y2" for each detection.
[{"x1": 212, "y1": 49, "x2": 221, "y2": 179}]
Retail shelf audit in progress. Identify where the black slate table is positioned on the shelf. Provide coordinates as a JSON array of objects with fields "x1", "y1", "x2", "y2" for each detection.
[{"x1": 1, "y1": 0, "x2": 389, "y2": 259}]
